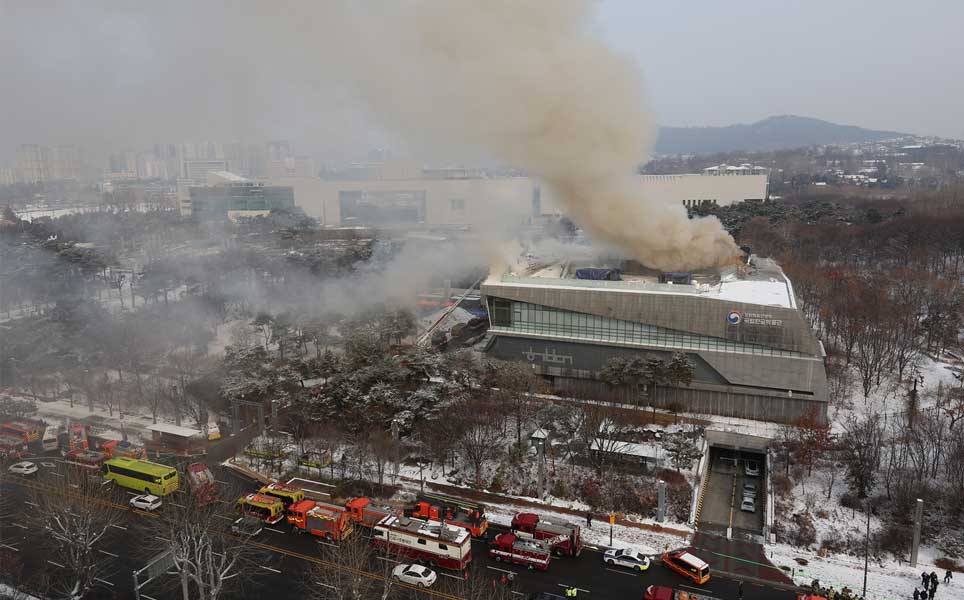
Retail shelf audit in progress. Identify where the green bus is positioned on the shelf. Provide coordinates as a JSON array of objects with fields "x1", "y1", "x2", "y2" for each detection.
[{"x1": 102, "y1": 457, "x2": 179, "y2": 496}]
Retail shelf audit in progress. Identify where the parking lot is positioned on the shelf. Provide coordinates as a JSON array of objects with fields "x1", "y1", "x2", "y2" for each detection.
[{"x1": 698, "y1": 447, "x2": 766, "y2": 536}]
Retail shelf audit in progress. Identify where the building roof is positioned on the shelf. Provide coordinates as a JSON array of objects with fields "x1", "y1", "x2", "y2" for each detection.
[
  {"x1": 589, "y1": 439, "x2": 661, "y2": 460},
  {"x1": 488, "y1": 254, "x2": 795, "y2": 309},
  {"x1": 146, "y1": 423, "x2": 203, "y2": 438}
]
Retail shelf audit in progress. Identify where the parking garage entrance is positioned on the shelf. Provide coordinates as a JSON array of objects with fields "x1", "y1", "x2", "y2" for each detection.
[{"x1": 695, "y1": 430, "x2": 770, "y2": 542}]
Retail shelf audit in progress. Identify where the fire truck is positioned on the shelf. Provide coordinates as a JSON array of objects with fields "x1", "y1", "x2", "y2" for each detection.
[
  {"x1": 1, "y1": 418, "x2": 46, "y2": 443},
  {"x1": 644, "y1": 586, "x2": 722, "y2": 600},
  {"x1": 287, "y1": 499, "x2": 354, "y2": 541},
  {"x1": 510, "y1": 513, "x2": 583, "y2": 557},
  {"x1": 64, "y1": 449, "x2": 106, "y2": 471},
  {"x1": 489, "y1": 533, "x2": 551, "y2": 571},
  {"x1": 407, "y1": 493, "x2": 488, "y2": 538},
  {"x1": 186, "y1": 463, "x2": 218, "y2": 505},
  {"x1": 0, "y1": 434, "x2": 27, "y2": 460},
  {"x1": 100, "y1": 439, "x2": 146, "y2": 460},
  {"x1": 259, "y1": 482, "x2": 305, "y2": 508},
  {"x1": 372, "y1": 515, "x2": 473, "y2": 570},
  {"x1": 344, "y1": 497, "x2": 398, "y2": 527},
  {"x1": 237, "y1": 493, "x2": 286, "y2": 525}
]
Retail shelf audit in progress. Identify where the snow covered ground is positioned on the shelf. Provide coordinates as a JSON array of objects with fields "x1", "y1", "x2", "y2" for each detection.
[{"x1": 770, "y1": 542, "x2": 961, "y2": 600}]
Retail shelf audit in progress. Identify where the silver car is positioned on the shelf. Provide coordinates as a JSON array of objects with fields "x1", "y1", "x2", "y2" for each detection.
[
  {"x1": 129, "y1": 494, "x2": 163, "y2": 511},
  {"x1": 603, "y1": 547, "x2": 651, "y2": 571},
  {"x1": 740, "y1": 497, "x2": 756, "y2": 513},
  {"x1": 392, "y1": 564, "x2": 437, "y2": 588},
  {"x1": 7, "y1": 461, "x2": 38, "y2": 476}
]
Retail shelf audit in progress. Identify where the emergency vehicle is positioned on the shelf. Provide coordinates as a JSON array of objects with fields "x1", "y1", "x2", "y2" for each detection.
[
  {"x1": 644, "y1": 585, "x2": 722, "y2": 600},
  {"x1": 287, "y1": 499, "x2": 354, "y2": 541},
  {"x1": 489, "y1": 533, "x2": 551, "y2": 571},
  {"x1": 259, "y1": 482, "x2": 305, "y2": 508},
  {"x1": 1, "y1": 418, "x2": 46, "y2": 443},
  {"x1": 408, "y1": 493, "x2": 488, "y2": 537},
  {"x1": 186, "y1": 463, "x2": 218, "y2": 505},
  {"x1": 372, "y1": 515, "x2": 472, "y2": 570},
  {"x1": 661, "y1": 550, "x2": 711, "y2": 585},
  {"x1": 344, "y1": 497, "x2": 397, "y2": 527},
  {"x1": 237, "y1": 493, "x2": 286, "y2": 524},
  {"x1": 0, "y1": 434, "x2": 27, "y2": 460},
  {"x1": 511, "y1": 512, "x2": 583, "y2": 557}
]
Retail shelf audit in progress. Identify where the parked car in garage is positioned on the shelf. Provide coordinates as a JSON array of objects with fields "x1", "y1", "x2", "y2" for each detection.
[
  {"x1": 740, "y1": 497, "x2": 756, "y2": 513},
  {"x1": 744, "y1": 460, "x2": 760, "y2": 477}
]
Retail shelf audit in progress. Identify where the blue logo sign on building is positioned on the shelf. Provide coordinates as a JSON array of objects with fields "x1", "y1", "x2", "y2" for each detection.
[{"x1": 726, "y1": 310, "x2": 742, "y2": 325}]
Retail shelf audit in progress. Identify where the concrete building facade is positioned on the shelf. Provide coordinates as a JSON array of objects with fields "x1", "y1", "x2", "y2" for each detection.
[
  {"x1": 481, "y1": 257, "x2": 827, "y2": 424},
  {"x1": 187, "y1": 171, "x2": 294, "y2": 220},
  {"x1": 285, "y1": 163, "x2": 768, "y2": 226}
]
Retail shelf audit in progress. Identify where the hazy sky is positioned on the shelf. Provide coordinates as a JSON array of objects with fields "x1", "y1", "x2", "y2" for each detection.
[{"x1": 1, "y1": 0, "x2": 961, "y2": 166}]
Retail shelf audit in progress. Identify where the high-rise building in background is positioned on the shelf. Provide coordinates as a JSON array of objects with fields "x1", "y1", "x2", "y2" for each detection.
[
  {"x1": 267, "y1": 156, "x2": 316, "y2": 178},
  {"x1": 265, "y1": 140, "x2": 291, "y2": 163},
  {"x1": 0, "y1": 168, "x2": 19, "y2": 185},
  {"x1": 16, "y1": 145, "x2": 49, "y2": 183},
  {"x1": 49, "y1": 145, "x2": 83, "y2": 180}
]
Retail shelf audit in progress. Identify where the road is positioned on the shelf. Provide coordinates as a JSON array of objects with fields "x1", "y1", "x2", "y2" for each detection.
[{"x1": 0, "y1": 456, "x2": 800, "y2": 600}]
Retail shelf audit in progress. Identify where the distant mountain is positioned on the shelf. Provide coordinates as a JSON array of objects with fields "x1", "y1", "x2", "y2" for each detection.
[{"x1": 653, "y1": 115, "x2": 908, "y2": 155}]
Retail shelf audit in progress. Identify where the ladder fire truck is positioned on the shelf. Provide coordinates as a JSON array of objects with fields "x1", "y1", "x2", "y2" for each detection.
[
  {"x1": 372, "y1": 515, "x2": 473, "y2": 570},
  {"x1": 344, "y1": 496, "x2": 397, "y2": 527},
  {"x1": 287, "y1": 499, "x2": 354, "y2": 541},
  {"x1": 510, "y1": 513, "x2": 583, "y2": 557},
  {"x1": 489, "y1": 533, "x2": 551, "y2": 571},
  {"x1": 259, "y1": 482, "x2": 306, "y2": 508},
  {"x1": 407, "y1": 492, "x2": 488, "y2": 537}
]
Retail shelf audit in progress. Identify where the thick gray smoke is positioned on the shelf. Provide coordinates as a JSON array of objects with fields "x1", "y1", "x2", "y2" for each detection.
[{"x1": 337, "y1": 0, "x2": 738, "y2": 270}]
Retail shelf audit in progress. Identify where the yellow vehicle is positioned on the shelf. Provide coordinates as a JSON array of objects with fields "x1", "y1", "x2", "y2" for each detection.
[
  {"x1": 237, "y1": 493, "x2": 285, "y2": 524},
  {"x1": 259, "y1": 482, "x2": 305, "y2": 508},
  {"x1": 102, "y1": 457, "x2": 179, "y2": 496}
]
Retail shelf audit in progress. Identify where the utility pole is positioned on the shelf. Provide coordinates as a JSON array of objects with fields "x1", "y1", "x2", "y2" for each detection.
[
  {"x1": 656, "y1": 480, "x2": 666, "y2": 522},
  {"x1": 910, "y1": 498, "x2": 923, "y2": 567},
  {"x1": 537, "y1": 438, "x2": 546, "y2": 500},
  {"x1": 862, "y1": 500, "x2": 871, "y2": 598}
]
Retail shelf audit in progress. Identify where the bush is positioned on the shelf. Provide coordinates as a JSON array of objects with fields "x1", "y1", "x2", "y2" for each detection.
[
  {"x1": 654, "y1": 468, "x2": 687, "y2": 486},
  {"x1": 877, "y1": 517, "x2": 913, "y2": 556},
  {"x1": 772, "y1": 474, "x2": 793, "y2": 497},
  {"x1": 839, "y1": 492, "x2": 862, "y2": 511},
  {"x1": 549, "y1": 478, "x2": 570, "y2": 499},
  {"x1": 788, "y1": 512, "x2": 817, "y2": 549}
]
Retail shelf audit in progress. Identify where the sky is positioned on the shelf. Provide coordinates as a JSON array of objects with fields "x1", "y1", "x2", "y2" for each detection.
[{"x1": 0, "y1": 0, "x2": 962, "y2": 166}]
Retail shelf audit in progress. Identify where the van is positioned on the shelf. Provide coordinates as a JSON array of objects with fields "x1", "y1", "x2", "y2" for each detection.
[{"x1": 662, "y1": 550, "x2": 710, "y2": 585}]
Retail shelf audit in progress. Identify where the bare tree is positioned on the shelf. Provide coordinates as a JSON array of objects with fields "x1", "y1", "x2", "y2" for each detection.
[
  {"x1": 488, "y1": 360, "x2": 547, "y2": 448},
  {"x1": 841, "y1": 412, "x2": 884, "y2": 498},
  {"x1": 25, "y1": 475, "x2": 120, "y2": 600},
  {"x1": 145, "y1": 498, "x2": 268, "y2": 600},
  {"x1": 304, "y1": 529, "x2": 397, "y2": 600},
  {"x1": 458, "y1": 400, "x2": 504, "y2": 489}
]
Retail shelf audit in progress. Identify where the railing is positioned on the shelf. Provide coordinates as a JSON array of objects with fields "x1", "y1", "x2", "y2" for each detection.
[{"x1": 496, "y1": 274, "x2": 709, "y2": 295}]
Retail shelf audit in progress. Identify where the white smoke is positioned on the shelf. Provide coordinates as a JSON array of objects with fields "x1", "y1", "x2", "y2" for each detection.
[{"x1": 333, "y1": 0, "x2": 738, "y2": 270}]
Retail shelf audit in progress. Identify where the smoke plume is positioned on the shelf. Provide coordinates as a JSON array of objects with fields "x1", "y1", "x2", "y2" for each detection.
[{"x1": 338, "y1": 0, "x2": 738, "y2": 270}]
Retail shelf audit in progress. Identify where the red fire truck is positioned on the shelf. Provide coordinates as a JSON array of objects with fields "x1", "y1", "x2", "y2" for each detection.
[
  {"x1": 644, "y1": 586, "x2": 722, "y2": 600},
  {"x1": 372, "y1": 515, "x2": 472, "y2": 570},
  {"x1": 408, "y1": 493, "x2": 488, "y2": 538},
  {"x1": 1, "y1": 418, "x2": 46, "y2": 443},
  {"x1": 64, "y1": 449, "x2": 106, "y2": 471},
  {"x1": 344, "y1": 497, "x2": 397, "y2": 527},
  {"x1": 186, "y1": 463, "x2": 218, "y2": 505},
  {"x1": 489, "y1": 533, "x2": 551, "y2": 571},
  {"x1": 510, "y1": 513, "x2": 583, "y2": 557},
  {"x1": 0, "y1": 434, "x2": 27, "y2": 460},
  {"x1": 287, "y1": 499, "x2": 354, "y2": 541}
]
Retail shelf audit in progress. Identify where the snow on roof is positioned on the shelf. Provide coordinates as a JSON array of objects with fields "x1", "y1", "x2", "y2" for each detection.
[
  {"x1": 146, "y1": 423, "x2": 203, "y2": 438},
  {"x1": 530, "y1": 428, "x2": 549, "y2": 439},
  {"x1": 589, "y1": 439, "x2": 661, "y2": 460},
  {"x1": 715, "y1": 279, "x2": 793, "y2": 308}
]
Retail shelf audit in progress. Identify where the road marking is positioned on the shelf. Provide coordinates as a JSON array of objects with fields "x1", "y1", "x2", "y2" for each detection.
[
  {"x1": 317, "y1": 540, "x2": 338, "y2": 548},
  {"x1": 47, "y1": 560, "x2": 66, "y2": 568},
  {"x1": 260, "y1": 566, "x2": 281, "y2": 574},
  {"x1": 110, "y1": 524, "x2": 128, "y2": 530},
  {"x1": 485, "y1": 565, "x2": 513, "y2": 575},
  {"x1": 94, "y1": 577, "x2": 115, "y2": 587},
  {"x1": 0, "y1": 543, "x2": 19, "y2": 552},
  {"x1": 11, "y1": 523, "x2": 28, "y2": 530},
  {"x1": 377, "y1": 556, "x2": 400, "y2": 564},
  {"x1": 99, "y1": 550, "x2": 119, "y2": 558},
  {"x1": 604, "y1": 567, "x2": 638, "y2": 576},
  {"x1": 265, "y1": 527, "x2": 285, "y2": 534},
  {"x1": 50, "y1": 472, "x2": 63, "y2": 477},
  {"x1": 216, "y1": 515, "x2": 233, "y2": 521},
  {"x1": 24, "y1": 501, "x2": 37, "y2": 507},
  {"x1": 172, "y1": 503, "x2": 185, "y2": 508},
  {"x1": 41, "y1": 462, "x2": 56, "y2": 468},
  {"x1": 438, "y1": 572, "x2": 463, "y2": 580},
  {"x1": 141, "y1": 595, "x2": 160, "y2": 600},
  {"x1": 557, "y1": 584, "x2": 590, "y2": 593},
  {"x1": 680, "y1": 584, "x2": 706, "y2": 592},
  {"x1": 126, "y1": 492, "x2": 138, "y2": 497},
  {"x1": 216, "y1": 480, "x2": 230, "y2": 485}
]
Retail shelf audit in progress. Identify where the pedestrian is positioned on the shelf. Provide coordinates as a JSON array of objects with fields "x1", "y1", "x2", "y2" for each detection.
[
  {"x1": 944, "y1": 570, "x2": 952, "y2": 584},
  {"x1": 586, "y1": 510, "x2": 592, "y2": 529},
  {"x1": 930, "y1": 579, "x2": 938, "y2": 597},
  {"x1": 738, "y1": 580, "x2": 744, "y2": 600},
  {"x1": 827, "y1": 586, "x2": 836, "y2": 600},
  {"x1": 914, "y1": 587, "x2": 920, "y2": 600},
  {"x1": 930, "y1": 571, "x2": 938, "y2": 586},
  {"x1": 500, "y1": 574, "x2": 508, "y2": 586},
  {"x1": 923, "y1": 571, "x2": 930, "y2": 588},
  {"x1": 507, "y1": 571, "x2": 515, "y2": 588}
]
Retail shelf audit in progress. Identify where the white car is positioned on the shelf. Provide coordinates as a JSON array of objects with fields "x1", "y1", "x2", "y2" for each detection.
[
  {"x1": 7, "y1": 461, "x2": 38, "y2": 476},
  {"x1": 603, "y1": 547, "x2": 651, "y2": 571},
  {"x1": 742, "y1": 482, "x2": 757, "y2": 498},
  {"x1": 740, "y1": 497, "x2": 756, "y2": 513},
  {"x1": 392, "y1": 564, "x2": 437, "y2": 588},
  {"x1": 129, "y1": 494, "x2": 162, "y2": 511},
  {"x1": 744, "y1": 460, "x2": 761, "y2": 477}
]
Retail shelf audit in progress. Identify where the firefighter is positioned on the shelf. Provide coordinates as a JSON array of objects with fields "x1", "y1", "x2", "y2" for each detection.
[{"x1": 564, "y1": 586, "x2": 578, "y2": 597}]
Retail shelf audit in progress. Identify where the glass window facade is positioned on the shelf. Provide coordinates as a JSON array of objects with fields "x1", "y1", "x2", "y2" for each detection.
[{"x1": 489, "y1": 299, "x2": 804, "y2": 358}]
